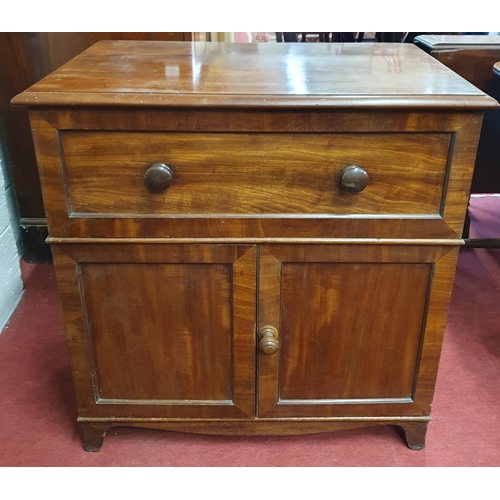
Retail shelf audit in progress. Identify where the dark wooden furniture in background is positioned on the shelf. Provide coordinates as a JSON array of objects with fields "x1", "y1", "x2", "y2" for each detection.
[
  {"x1": 462, "y1": 60, "x2": 500, "y2": 248},
  {"x1": 0, "y1": 32, "x2": 206, "y2": 262},
  {"x1": 415, "y1": 35, "x2": 500, "y2": 195},
  {"x1": 12, "y1": 41, "x2": 497, "y2": 452},
  {"x1": 376, "y1": 32, "x2": 405, "y2": 42},
  {"x1": 276, "y1": 33, "x2": 364, "y2": 42}
]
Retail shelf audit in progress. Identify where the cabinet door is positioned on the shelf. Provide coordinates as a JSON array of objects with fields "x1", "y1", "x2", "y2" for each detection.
[
  {"x1": 258, "y1": 244, "x2": 458, "y2": 418},
  {"x1": 52, "y1": 244, "x2": 256, "y2": 420}
]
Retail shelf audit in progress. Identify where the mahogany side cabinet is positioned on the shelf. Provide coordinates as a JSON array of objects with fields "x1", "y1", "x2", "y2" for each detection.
[{"x1": 12, "y1": 41, "x2": 498, "y2": 451}]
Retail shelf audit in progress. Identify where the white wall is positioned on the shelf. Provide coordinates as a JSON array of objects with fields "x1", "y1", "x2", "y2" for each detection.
[{"x1": 0, "y1": 140, "x2": 23, "y2": 333}]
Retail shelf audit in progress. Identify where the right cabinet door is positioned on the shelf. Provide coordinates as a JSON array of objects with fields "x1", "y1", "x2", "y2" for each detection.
[{"x1": 257, "y1": 244, "x2": 459, "y2": 418}]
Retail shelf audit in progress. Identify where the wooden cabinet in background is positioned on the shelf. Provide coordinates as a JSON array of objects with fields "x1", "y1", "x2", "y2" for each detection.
[
  {"x1": 12, "y1": 41, "x2": 497, "y2": 451},
  {"x1": 415, "y1": 34, "x2": 500, "y2": 195}
]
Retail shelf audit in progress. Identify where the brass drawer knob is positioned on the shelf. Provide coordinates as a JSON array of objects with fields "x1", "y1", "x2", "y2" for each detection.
[
  {"x1": 259, "y1": 326, "x2": 279, "y2": 355},
  {"x1": 340, "y1": 165, "x2": 369, "y2": 193},
  {"x1": 144, "y1": 163, "x2": 174, "y2": 192}
]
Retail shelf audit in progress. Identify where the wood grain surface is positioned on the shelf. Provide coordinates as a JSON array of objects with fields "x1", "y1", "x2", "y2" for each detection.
[
  {"x1": 257, "y1": 244, "x2": 459, "y2": 418},
  {"x1": 52, "y1": 244, "x2": 257, "y2": 419},
  {"x1": 14, "y1": 41, "x2": 493, "y2": 451},
  {"x1": 12, "y1": 41, "x2": 498, "y2": 109},
  {"x1": 60, "y1": 131, "x2": 450, "y2": 216},
  {"x1": 27, "y1": 108, "x2": 483, "y2": 240}
]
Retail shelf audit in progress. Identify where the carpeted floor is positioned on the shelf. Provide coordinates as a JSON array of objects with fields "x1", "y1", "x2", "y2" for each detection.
[{"x1": 0, "y1": 195, "x2": 499, "y2": 467}]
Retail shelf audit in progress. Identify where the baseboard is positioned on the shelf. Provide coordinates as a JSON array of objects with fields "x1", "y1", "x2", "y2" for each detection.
[{"x1": 20, "y1": 219, "x2": 52, "y2": 263}]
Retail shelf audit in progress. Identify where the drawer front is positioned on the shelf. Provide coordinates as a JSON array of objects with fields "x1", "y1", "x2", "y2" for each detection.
[{"x1": 60, "y1": 131, "x2": 450, "y2": 217}]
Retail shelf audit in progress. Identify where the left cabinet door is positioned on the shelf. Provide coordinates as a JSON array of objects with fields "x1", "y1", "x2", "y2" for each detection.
[{"x1": 52, "y1": 244, "x2": 257, "y2": 420}]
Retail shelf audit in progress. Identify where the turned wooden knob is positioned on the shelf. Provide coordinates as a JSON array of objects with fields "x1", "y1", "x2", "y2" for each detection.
[
  {"x1": 144, "y1": 163, "x2": 174, "y2": 192},
  {"x1": 259, "y1": 326, "x2": 279, "y2": 355},
  {"x1": 340, "y1": 165, "x2": 369, "y2": 193}
]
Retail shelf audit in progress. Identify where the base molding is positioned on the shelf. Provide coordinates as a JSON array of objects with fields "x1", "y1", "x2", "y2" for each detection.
[
  {"x1": 19, "y1": 219, "x2": 52, "y2": 263},
  {"x1": 78, "y1": 417, "x2": 429, "y2": 452}
]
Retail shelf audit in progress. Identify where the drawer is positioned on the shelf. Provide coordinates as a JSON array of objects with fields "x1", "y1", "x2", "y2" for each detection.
[{"x1": 60, "y1": 131, "x2": 451, "y2": 217}]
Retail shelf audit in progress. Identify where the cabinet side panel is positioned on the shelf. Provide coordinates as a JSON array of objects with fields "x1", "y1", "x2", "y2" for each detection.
[
  {"x1": 50, "y1": 246, "x2": 97, "y2": 413},
  {"x1": 27, "y1": 113, "x2": 69, "y2": 234}
]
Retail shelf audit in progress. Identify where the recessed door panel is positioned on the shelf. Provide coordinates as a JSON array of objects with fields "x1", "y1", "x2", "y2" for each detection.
[
  {"x1": 278, "y1": 262, "x2": 429, "y2": 400},
  {"x1": 81, "y1": 262, "x2": 234, "y2": 402}
]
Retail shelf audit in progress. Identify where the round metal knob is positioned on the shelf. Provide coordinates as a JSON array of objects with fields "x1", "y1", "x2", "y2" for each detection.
[
  {"x1": 259, "y1": 326, "x2": 279, "y2": 355},
  {"x1": 144, "y1": 163, "x2": 174, "y2": 192},
  {"x1": 340, "y1": 165, "x2": 369, "y2": 193}
]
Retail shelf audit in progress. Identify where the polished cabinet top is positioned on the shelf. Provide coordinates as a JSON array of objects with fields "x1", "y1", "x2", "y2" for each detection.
[{"x1": 12, "y1": 41, "x2": 498, "y2": 109}]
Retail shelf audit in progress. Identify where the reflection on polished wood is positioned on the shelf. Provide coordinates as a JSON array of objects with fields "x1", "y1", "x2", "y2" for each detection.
[
  {"x1": 13, "y1": 42, "x2": 496, "y2": 108},
  {"x1": 495, "y1": 61, "x2": 500, "y2": 77}
]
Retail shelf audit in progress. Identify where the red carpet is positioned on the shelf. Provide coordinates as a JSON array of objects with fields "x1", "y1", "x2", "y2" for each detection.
[{"x1": 0, "y1": 195, "x2": 499, "y2": 467}]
